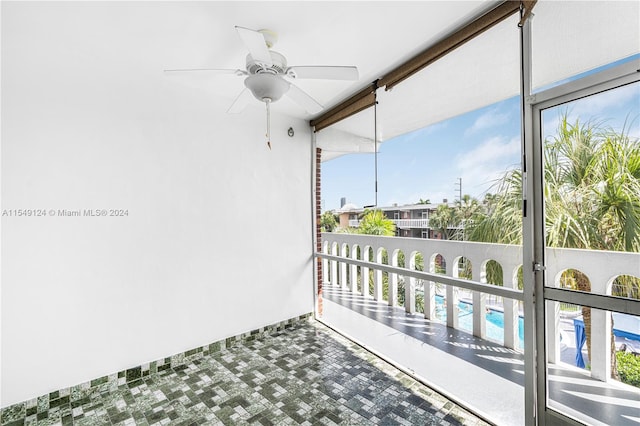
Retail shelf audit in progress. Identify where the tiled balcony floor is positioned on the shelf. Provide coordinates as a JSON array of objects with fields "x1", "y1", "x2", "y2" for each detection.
[
  {"x1": 322, "y1": 286, "x2": 640, "y2": 426},
  {"x1": 3, "y1": 320, "x2": 489, "y2": 426}
]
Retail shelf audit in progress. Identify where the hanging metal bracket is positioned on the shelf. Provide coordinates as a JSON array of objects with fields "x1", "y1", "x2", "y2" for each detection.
[{"x1": 533, "y1": 262, "x2": 546, "y2": 272}]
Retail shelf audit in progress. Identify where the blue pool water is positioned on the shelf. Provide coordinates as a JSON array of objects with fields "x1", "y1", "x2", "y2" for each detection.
[{"x1": 433, "y1": 295, "x2": 524, "y2": 348}]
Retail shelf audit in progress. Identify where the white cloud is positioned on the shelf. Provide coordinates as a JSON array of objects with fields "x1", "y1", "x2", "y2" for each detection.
[
  {"x1": 543, "y1": 83, "x2": 640, "y2": 138},
  {"x1": 465, "y1": 108, "x2": 511, "y2": 136},
  {"x1": 455, "y1": 136, "x2": 521, "y2": 196},
  {"x1": 399, "y1": 120, "x2": 450, "y2": 145},
  {"x1": 570, "y1": 85, "x2": 638, "y2": 118}
]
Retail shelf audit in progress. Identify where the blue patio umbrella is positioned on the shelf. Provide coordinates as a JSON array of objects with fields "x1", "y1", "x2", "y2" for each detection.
[{"x1": 573, "y1": 317, "x2": 586, "y2": 368}]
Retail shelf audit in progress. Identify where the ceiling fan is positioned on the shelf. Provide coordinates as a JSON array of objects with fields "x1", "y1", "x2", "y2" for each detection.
[
  {"x1": 165, "y1": 27, "x2": 358, "y2": 149},
  {"x1": 165, "y1": 26, "x2": 359, "y2": 115}
]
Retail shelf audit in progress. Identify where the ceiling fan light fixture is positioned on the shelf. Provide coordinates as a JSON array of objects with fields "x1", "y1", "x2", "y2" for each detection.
[
  {"x1": 167, "y1": 26, "x2": 357, "y2": 116},
  {"x1": 244, "y1": 73, "x2": 290, "y2": 102}
]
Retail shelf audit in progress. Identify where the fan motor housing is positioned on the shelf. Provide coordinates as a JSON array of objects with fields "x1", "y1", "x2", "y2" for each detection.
[{"x1": 246, "y1": 51, "x2": 287, "y2": 75}]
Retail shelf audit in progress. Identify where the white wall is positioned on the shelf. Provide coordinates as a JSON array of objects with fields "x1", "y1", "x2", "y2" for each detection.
[{"x1": 1, "y1": 3, "x2": 314, "y2": 407}]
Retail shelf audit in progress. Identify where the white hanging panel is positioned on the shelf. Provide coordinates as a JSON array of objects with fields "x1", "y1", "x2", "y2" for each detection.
[{"x1": 531, "y1": 0, "x2": 640, "y2": 91}]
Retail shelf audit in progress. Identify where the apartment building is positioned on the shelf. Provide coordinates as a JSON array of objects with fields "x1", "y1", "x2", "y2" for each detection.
[{"x1": 334, "y1": 200, "x2": 454, "y2": 239}]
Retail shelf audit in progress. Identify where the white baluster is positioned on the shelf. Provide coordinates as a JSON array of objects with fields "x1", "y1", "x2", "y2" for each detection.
[
  {"x1": 362, "y1": 246, "x2": 370, "y2": 298},
  {"x1": 473, "y1": 260, "x2": 486, "y2": 339},
  {"x1": 340, "y1": 244, "x2": 348, "y2": 289},
  {"x1": 389, "y1": 250, "x2": 399, "y2": 307},
  {"x1": 406, "y1": 252, "x2": 416, "y2": 314},
  {"x1": 350, "y1": 245, "x2": 358, "y2": 293},
  {"x1": 373, "y1": 248, "x2": 383, "y2": 301},
  {"x1": 503, "y1": 264, "x2": 520, "y2": 350},
  {"x1": 331, "y1": 243, "x2": 338, "y2": 287}
]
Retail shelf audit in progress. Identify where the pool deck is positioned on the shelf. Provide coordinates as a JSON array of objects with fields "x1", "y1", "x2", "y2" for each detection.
[{"x1": 322, "y1": 286, "x2": 640, "y2": 426}]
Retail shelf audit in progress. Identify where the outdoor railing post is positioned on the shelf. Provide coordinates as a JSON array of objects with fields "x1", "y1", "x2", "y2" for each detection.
[
  {"x1": 445, "y1": 256, "x2": 459, "y2": 329},
  {"x1": 503, "y1": 263, "x2": 520, "y2": 350},
  {"x1": 331, "y1": 243, "x2": 338, "y2": 287},
  {"x1": 446, "y1": 286, "x2": 458, "y2": 329},
  {"x1": 340, "y1": 244, "x2": 348, "y2": 289},
  {"x1": 406, "y1": 252, "x2": 417, "y2": 314},
  {"x1": 546, "y1": 301, "x2": 560, "y2": 364},
  {"x1": 389, "y1": 251, "x2": 398, "y2": 307},
  {"x1": 362, "y1": 246, "x2": 370, "y2": 298},
  {"x1": 424, "y1": 280, "x2": 435, "y2": 320},
  {"x1": 405, "y1": 277, "x2": 416, "y2": 314},
  {"x1": 322, "y1": 241, "x2": 329, "y2": 286},
  {"x1": 374, "y1": 247, "x2": 383, "y2": 301},
  {"x1": 590, "y1": 309, "x2": 611, "y2": 381},
  {"x1": 473, "y1": 265, "x2": 486, "y2": 339},
  {"x1": 389, "y1": 272, "x2": 398, "y2": 307},
  {"x1": 424, "y1": 255, "x2": 437, "y2": 320},
  {"x1": 544, "y1": 260, "x2": 560, "y2": 365},
  {"x1": 350, "y1": 245, "x2": 358, "y2": 293}
]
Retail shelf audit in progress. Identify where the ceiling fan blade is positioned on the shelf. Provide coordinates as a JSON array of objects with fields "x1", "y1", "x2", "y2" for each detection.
[
  {"x1": 227, "y1": 88, "x2": 254, "y2": 114},
  {"x1": 164, "y1": 68, "x2": 247, "y2": 76},
  {"x1": 235, "y1": 26, "x2": 272, "y2": 67},
  {"x1": 286, "y1": 66, "x2": 359, "y2": 80},
  {"x1": 286, "y1": 83, "x2": 323, "y2": 114}
]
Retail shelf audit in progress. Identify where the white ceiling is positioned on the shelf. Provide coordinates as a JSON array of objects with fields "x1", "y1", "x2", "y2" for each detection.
[
  {"x1": 158, "y1": 0, "x2": 503, "y2": 118},
  {"x1": 3, "y1": 1, "x2": 638, "y2": 161},
  {"x1": 2, "y1": 1, "x2": 501, "y2": 118}
]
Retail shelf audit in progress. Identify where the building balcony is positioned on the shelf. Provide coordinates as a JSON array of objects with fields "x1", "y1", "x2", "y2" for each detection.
[
  {"x1": 349, "y1": 218, "x2": 431, "y2": 229},
  {"x1": 319, "y1": 232, "x2": 640, "y2": 426}
]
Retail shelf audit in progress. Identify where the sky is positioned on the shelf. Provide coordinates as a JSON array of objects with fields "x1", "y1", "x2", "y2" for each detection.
[{"x1": 322, "y1": 59, "x2": 640, "y2": 212}]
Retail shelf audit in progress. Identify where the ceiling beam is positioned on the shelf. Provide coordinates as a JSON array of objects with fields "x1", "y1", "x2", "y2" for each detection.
[
  {"x1": 310, "y1": 1, "x2": 537, "y2": 132},
  {"x1": 310, "y1": 82, "x2": 378, "y2": 132},
  {"x1": 379, "y1": 1, "x2": 522, "y2": 90}
]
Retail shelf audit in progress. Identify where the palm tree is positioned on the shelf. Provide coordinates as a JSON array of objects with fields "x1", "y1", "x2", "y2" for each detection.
[
  {"x1": 469, "y1": 114, "x2": 640, "y2": 378},
  {"x1": 456, "y1": 194, "x2": 481, "y2": 240},
  {"x1": 482, "y1": 193, "x2": 497, "y2": 215},
  {"x1": 320, "y1": 211, "x2": 338, "y2": 232},
  {"x1": 358, "y1": 209, "x2": 396, "y2": 236},
  {"x1": 429, "y1": 204, "x2": 459, "y2": 240},
  {"x1": 469, "y1": 170, "x2": 522, "y2": 244}
]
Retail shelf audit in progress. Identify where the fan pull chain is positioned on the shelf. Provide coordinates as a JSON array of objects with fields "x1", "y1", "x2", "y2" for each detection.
[{"x1": 265, "y1": 99, "x2": 272, "y2": 150}]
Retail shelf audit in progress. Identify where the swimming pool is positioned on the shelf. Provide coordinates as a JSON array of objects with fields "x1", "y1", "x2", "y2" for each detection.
[{"x1": 433, "y1": 295, "x2": 524, "y2": 348}]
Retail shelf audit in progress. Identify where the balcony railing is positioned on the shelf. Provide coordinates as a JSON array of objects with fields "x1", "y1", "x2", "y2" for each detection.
[
  {"x1": 348, "y1": 218, "x2": 430, "y2": 228},
  {"x1": 318, "y1": 232, "x2": 640, "y2": 383},
  {"x1": 394, "y1": 218, "x2": 430, "y2": 228}
]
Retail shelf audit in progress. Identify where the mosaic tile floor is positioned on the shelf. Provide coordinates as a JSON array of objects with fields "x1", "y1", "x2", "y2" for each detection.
[{"x1": 3, "y1": 320, "x2": 489, "y2": 425}]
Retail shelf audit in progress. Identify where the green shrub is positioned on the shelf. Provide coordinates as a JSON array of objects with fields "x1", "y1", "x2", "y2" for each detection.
[{"x1": 616, "y1": 351, "x2": 640, "y2": 388}]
